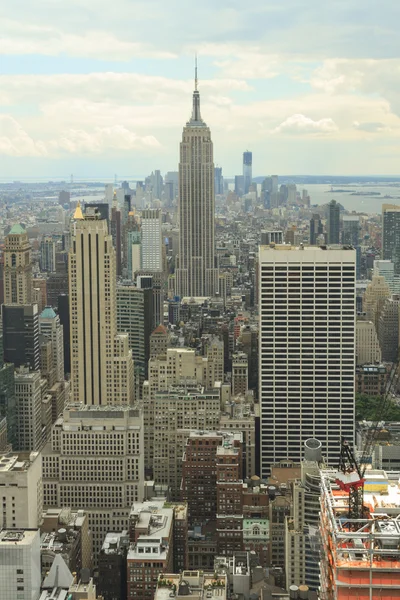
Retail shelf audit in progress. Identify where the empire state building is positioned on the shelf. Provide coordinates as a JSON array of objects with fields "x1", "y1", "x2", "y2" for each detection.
[{"x1": 175, "y1": 74, "x2": 218, "y2": 298}]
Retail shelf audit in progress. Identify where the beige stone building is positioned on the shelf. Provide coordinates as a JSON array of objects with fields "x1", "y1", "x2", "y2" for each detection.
[
  {"x1": 231, "y1": 352, "x2": 249, "y2": 396},
  {"x1": 356, "y1": 319, "x2": 382, "y2": 365},
  {"x1": 69, "y1": 205, "x2": 134, "y2": 405},
  {"x1": 219, "y1": 397, "x2": 257, "y2": 478},
  {"x1": 42, "y1": 403, "x2": 144, "y2": 560},
  {"x1": 15, "y1": 366, "x2": 50, "y2": 452},
  {"x1": 363, "y1": 275, "x2": 391, "y2": 333},
  {"x1": 0, "y1": 451, "x2": 42, "y2": 529},
  {"x1": 142, "y1": 347, "x2": 221, "y2": 471},
  {"x1": 153, "y1": 383, "x2": 221, "y2": 497},
  {"x1": 175, "y1": 80, "x2": 219, "y2": 297},
  {"x1": 4, "y1": 224, "x2": 32, "y2": 305}
]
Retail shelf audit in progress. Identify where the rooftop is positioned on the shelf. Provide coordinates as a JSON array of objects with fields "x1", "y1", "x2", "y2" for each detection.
[
  {"x1": 40, "y1": 306, "x2": 57, "y2": 319},
  {"x1": 155, "y1": 572, "x2": 227, "y2": 600},
  {"x1": 0, "y1": 452, "x2": 39, "y2": 473},
  {"x1": 0, "y1": 528, "x2": 38, "y2": 546},
  {"x1": 8, "y1": 223, "x2": 26, "y2": 235}
]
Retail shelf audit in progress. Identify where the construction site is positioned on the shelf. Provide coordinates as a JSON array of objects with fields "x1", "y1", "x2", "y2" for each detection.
[{"x1": 319, "y1": 468, "x2": 400, "y2": 599}]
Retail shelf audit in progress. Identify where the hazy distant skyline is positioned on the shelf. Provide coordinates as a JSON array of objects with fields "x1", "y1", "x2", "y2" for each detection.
[{"x1": 1, "y1": 0, "x2": 400, "y2": 177}]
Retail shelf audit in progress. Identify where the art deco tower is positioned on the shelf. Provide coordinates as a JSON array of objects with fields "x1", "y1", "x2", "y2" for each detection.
[
  {"x1": 4, "y1": 224, "x2": 32, "y2": 304},
  {"x1": 69, "y1": 204, "x2": 134, "y2": 405},
  {"x1": 176, "y1": 71, "x2": 218, "y2": 297}
]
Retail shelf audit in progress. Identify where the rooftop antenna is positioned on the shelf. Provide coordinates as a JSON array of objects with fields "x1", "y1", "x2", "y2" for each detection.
[{"x1": 195, "y1": 53, "x2": 198, "y2": 91}]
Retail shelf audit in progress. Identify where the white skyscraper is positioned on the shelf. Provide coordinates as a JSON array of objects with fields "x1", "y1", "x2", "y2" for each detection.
[
  {"x1": 175, "y1": 72, "x2": 218, "y2": 297},
  {"x1": 259, "y1": 245, "x2": 356, "y2": 476},
  {"x1": 140, "y1": 208, "x2": 163, "y2": 271}
]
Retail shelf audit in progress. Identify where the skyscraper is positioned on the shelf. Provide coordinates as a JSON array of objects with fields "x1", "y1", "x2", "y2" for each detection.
[
  {"x1": 4, "y1": 224, "x2": 32, "y2": 305},
  {"x1": 309, "y1": 213, "x2": 323, "y2": 245},
  {"x1": 39, "y1": 306, "x2": 64, "y2": 382},
  {"x1": 175, "y1": 72, "x2": 218, "y2": 297},
  {"x1": 243, "y1": 151, "x2": 252, "y2": 195},
  {"x1": 327, "y1": 200, "x2": 340, "y2": 244},
  {"x1": 40, "y1": 237, "x2": 56, "y2": 272},
  {"x1": 382, "y1": 204, "x2": 400, "y2": 275},
  {"x1": 259, "y1": 245, "x2": 356, "y2": 476},
  {"x1": 140, "y1": 209, "x2": 163, "y2": 271},
  {"x1": 69, "y1": 205, "x2": 134, "y2": 405}
]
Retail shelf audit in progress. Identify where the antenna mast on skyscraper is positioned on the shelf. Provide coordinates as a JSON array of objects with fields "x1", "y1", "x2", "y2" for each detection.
[{"x1": 195, "y1": 53, "x2": 198, "y2": 91}]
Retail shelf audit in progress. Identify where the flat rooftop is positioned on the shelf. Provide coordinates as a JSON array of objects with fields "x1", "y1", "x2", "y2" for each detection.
[
  {"x1": 0, "y1": 529, "x2": 38, "y2": 546},
  {"x1": 0, "y1": 452, "x2": 39, "y2": 472}
]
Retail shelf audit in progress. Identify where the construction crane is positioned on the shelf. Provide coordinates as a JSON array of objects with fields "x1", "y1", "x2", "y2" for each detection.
[{"x1": 335, "y1": 359, "x2": 400, "y2": 519}]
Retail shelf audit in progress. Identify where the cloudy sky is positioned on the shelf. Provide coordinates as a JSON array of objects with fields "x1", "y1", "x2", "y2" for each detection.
[{"x1": 1, "y1": 0, "x2": 400, "y2": 178}]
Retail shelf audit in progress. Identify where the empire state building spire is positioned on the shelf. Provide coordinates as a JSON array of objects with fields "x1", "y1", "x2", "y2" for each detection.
[
  {"x1": 176, "y1": 64, "x2": 219, "y2": 298},
  {"x1": 188, "y1": 56, "x2": 206, "y2": 126}
]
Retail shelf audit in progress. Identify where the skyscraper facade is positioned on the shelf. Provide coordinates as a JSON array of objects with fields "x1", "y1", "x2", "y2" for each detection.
[
  {"x1": 327, "y1": 200, "x2": 340, "y2": 244},
  {"x1": 243, "y1": 151, "x2": 252, "y2": 195},
  {"x1": 4, "y1": 224, "x2": 32, "y2": 305},
  {"x1": 259, "y1": 245, "x2": 356, "y2": 476},
  {"x1": 382, "y1": 204, "x2": 400, "y2": 275},
  {"x1": 175, "y1": 78, "x2": 218, "y2": 297},
  {"x1": 309, "y1": 214, "x2": 323, "y2": 245},
  {"x1": 140, "y1": 209, "x2": 163, "y2": 271},
  {"x1": 69, "y1": 206, "x2": 134, "y2": 405},
  {"x1": 40, "y1": 237, "x2": 56, "y2": 272}
]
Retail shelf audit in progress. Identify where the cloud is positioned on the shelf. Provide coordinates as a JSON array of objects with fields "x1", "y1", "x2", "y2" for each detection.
[
  {"x1": 273, "y1": 113, "x2": 338, "y2": 135},
  {"x1": 0, "y1": 116, "x2": 48, "y2": 157},
  {"x1": 353, "y1": 121, "x2": 386, "y2": 133},
  {"x1": 1, "y1": 28, "x2": 175, "y2": 61},
  {"x1": 0, "y1": 116, "x2": 161, "y2": 157}
]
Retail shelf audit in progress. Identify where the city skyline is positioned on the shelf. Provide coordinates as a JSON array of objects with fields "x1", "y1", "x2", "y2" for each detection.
[{"x1": 2, "y1": 1, "x2": 400, "y2": 177}]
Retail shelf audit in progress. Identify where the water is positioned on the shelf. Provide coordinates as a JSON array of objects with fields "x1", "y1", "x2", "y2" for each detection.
[{"x1": 304, "y1": 184, "x2": 400, "y2": 214}]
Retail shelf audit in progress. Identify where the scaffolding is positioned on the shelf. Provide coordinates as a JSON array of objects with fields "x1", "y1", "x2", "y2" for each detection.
[{"x1": 319, "y1": 471, "x2": 400, "y2": 600}]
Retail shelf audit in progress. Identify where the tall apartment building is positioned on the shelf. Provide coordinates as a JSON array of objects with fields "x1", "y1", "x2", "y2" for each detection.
[
  {"x1": 153, "y1": 383, "x2": 221, "y2": 498},
  {"x1": 175, "y1": 77, "x2": 218, "y2": 297},
  {"x1": 0, "y1": 528, "x2": 41, "y2": 600},
  {"x1": 382, "y1": 203, "x2": 400, "y2": 275},
  {"x1": 127, "y1": 501, "x2": 174, "y2": 600},
  {"x1": 69, "y1": 205, "x2": 134, "y2": 405},
  {"x1": 378, "y1": 295, "x2": 400, "y2": 362},
  {"x1": 42, "y1": 404, "x2": 144, "y2": 559},
  {"x1": 181, "y1": 431, "x2": 222, "y2": 525},
  {"x1": 356, "y1": 319, "x2": 382, "y2": 365},
  {"x1": 15, "y1": 367, "x2": 49, "y2": 452},
  {"x1": 140, "y1": 209, "x2": 163, "y2": 271},
  {"x1": 285, "y1": 439, "x2": 323, "y2": 591},
  {"x1": 219, "y1": 398, "x2": 257, "y2": 478},
  {"x1": 116, "y1": 283, "x2": 153, "y2": 397},
  {"x1": 216, "y1": 433, "x2": 243, "y2": 556},
  {"x1": 39, "y1": 306, "x2": 64, "y2": 382},
  {"x1": 143, "y1": 348, "x2": 221, "y2": 471},
  {"x1": 232, "y1": 352, "x2": 248, "y2": 396},
  {"x1": 3, "y1": 224, "x2": 32, "y2": 305},
  {"x1": 0, "y1": 451, "x2": 42, "y2": 529},
  {"x1": 259, "y1": 245, "x2": 356, "y2": 476},
  {"x1": 40, "y1": 237, "x2": 56, "y2": 272}
]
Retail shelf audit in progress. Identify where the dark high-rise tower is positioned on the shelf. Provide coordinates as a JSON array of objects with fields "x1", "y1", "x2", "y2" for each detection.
[
  {"x1": 175, "y1": 67, "x2": 218, "y2": 297},
  {"x1": 243, "y1": 151, "x2": 252, "y2": 195},
  {"x1": 382, "y1": 204, "x2": 400, "y2": 275},
  {"x1": 327, "y1": 200, "x2": 340, "y2": 244},
  {"x1": 310, "y1": 214, "x2": 323, "y2": 245}
]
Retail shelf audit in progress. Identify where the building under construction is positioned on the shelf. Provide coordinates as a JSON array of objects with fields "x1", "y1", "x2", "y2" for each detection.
[{"x1": 319, "y1": 469, "x2": 400, "y2": 599}]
